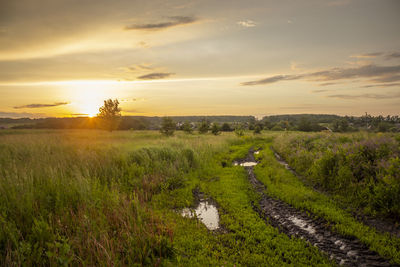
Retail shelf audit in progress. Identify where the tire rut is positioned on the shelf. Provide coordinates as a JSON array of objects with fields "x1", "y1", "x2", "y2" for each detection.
[{"x1": 242, "y1": 149, "x2": 393, "y2": 267}]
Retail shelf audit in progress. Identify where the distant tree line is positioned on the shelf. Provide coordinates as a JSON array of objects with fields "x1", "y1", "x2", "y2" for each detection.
[{"x1": 3, "y1": 113, "x2": 400, "y2": 133}]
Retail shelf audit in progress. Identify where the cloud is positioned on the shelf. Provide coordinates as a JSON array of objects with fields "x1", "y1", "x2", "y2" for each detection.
[
  {"x1": 362, "y1": 82, "x2": 400, "y2": 88},
  {"x1": 14, "y1": 102, "x2": 69, "y2": 109},
  {"x1": 319, "y1": 82, "x2": 338, "y2": 86},
  {"x1": 0, "y1": 111, "x2": 45, "y2": 118},
  {"x1": 237, "y1": 20, "x2": 257, "y2": 28},
  {"x1": 312, "y1": 89, "x2": 334, "y2": 93},
  {"x1": 350, "y1": 52, "x2": 383, "y2": 59},
  {"x1": 125, "y1": 63, "x2": 154, "y2": 72},
  {"x1": 327, "y1": 92, "x2": 400, "y2": 100},
  {"x1": 137, "y1": 72, "x2": 174, "y2": 80},
  {"x1": 241, "y1": 64, "x2": 400, "y2": 86},
  {"x1": 371, "y1": 74, "x2": 400, "y2": 83},
  {"x1": 125, "y1": 16, "x2": 198, "y2": 31},
  {"x1": 241, "y1": 74, "x2": 303, "y2": 85},
  {"x1": 385, "y1": 52, "x2": 400, "y2": 60},
  {"x1": 120, "y1": 98, "x2": 146, "y2": 102}
]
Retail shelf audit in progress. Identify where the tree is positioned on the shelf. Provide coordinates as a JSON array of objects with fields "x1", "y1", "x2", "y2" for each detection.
[
  {"x1": 297, "y1": 118, "x2": 312, "y2": 132},
  {"x1": 198, "y1": 119, "x2": 210, "y2": 134},
  {"x1": 97, "y1": 99, "x2": 121, "y2": 131},
  {"x1": 221, "y1": 122, "x2": 232, "y2": 132},
  {"x1": 234, "y1": 124, "x2": 245, "y2": 136},
  {"x1": 160, "y1": 117, "x2": 176, "y2": 136},
  {"x1": 253, "y1": 123, "x2": 263, "y2": 134},
  {"x1": 211, "y1": 123, "x2": 220, "y2": 135},
  {"x1": 182, "y1": 121, "x2": 193, "y2": 134}
]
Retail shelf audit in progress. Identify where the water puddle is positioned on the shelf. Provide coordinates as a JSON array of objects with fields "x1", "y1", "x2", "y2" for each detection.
[
  {"x1": 254, "y1": 151, "x2": 260, "y2": 155},
  {"x1": 181, "y1": 200, "x2": 220, "y2": 230},
  {"x1": 288, "y1": 216, "x2": 316, "y2": 234},
  {"x1": 234, "y1": 161, "x2": 258, "y2": 167}
]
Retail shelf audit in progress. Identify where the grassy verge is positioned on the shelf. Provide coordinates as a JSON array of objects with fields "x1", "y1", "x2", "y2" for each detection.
[{"x1": 253, "y1": 138, "x2": 400, "y2": 264}]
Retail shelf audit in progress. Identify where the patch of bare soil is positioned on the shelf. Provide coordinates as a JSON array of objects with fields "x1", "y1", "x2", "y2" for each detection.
[{"x1": 245, "y1": 149, "x2": 393, "y2": 267}]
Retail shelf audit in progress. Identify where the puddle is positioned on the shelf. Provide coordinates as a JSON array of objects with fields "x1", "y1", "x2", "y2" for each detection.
[
  {"x1": 181, "y1": 200, "x2": 220, "y2": 230},
  {"x1": 254, "y1": 151, "x2": 260, "y2": 155},
  {"x1": 288, "y1": 216, "x2": 316, "y2": 234},
  {"x1": 234, "y1": 161, "x2": 258, "y2": 167},
  {"x1": 240, "y1": 162, "x2": 258, "y2": 167}
]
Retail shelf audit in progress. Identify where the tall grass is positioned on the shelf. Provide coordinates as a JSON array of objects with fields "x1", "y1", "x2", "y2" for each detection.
[
  {"x1": 0, "y1": 130, "x2": 234, "y2": 265},
  {"x1": 272, "y1": 131, "x2": 400, "y2": 218}
]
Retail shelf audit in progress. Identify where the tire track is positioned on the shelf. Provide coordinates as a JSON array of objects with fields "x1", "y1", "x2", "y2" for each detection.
[{"x1": 240, "y1": 149, "x2": 393, "y2": 267}]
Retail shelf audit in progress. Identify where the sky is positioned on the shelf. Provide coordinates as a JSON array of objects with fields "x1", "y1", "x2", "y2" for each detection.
[{"x1": 0, "y1": 0, "x2": 399, "y2": 118}]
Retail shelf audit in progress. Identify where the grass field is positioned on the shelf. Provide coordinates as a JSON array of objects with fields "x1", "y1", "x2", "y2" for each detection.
[{"x1": 0, "y1": 129, "x2": 399, "y2": 266}]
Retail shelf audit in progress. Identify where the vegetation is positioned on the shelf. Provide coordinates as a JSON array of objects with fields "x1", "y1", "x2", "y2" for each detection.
[
  {"x1": 272, "y1": 132, "x2": 400, "y2": 219},
  {"x1": 97, "y1": 99, "x2": 121, "y2": 132},
  {"x1": 4, "y1": 114, "x2": 400, "y2": 133},
  {"x1": 221, "y1": 122, "x2": 232, "y2": 132},
  {"x1": 1, "y1": 129, "x2": 399, "y2": 265},
  {"x1": 211, "y1": 123, "x2": 220, "y2": 135},
  {"x1": 198, "y1": 119, "x2": 210, "y2": 134},
  {"x1": 160, "y1": 117, "x2": 176, "y2": 136},
  {"x1": 181, "y1": 121, "x2": 193, "y2": 134}
]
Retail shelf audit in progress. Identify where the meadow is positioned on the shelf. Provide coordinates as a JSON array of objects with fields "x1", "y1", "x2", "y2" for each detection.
[{"x1": 0, "y1": 129, "x2": 399, "y2": 266}]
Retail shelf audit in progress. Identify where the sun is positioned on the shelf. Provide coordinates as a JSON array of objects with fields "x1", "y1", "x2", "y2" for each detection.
[{"x1": 61, "y1": 80, "x2": 112, "y2": 117}]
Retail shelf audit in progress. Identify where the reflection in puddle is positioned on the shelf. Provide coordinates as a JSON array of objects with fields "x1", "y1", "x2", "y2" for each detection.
[
  {"x1": 234, "y1": 161, "x2": 258, "y2": 167},
  {"x1": 181, "y1": 200, "x2": 220, "y2": 230},
  {"x1": 254, "y1": 151, "x2": 260, "y2": 155},
  {"x1": 240, "y1": 162, "x2": 258, "y2": 167},
  {"x1": 288, "y1": 216, "x2": 316, "y2": 234}
]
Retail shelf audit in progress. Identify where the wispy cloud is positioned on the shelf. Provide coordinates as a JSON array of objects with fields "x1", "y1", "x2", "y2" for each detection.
[
  {"x1": 237, "y1": 20, "x2": 257, "y2": 28},
  {"x1": 362, "y1": 82, "x2": 400, "y2": 88},
  {"x1": 385, "y1": 52, "x2": 400, "y2": 60},
  {"x1": 0, "y1": 111, "x2": 45, "y2": 118},
  {"x1": 312, "y1": 89, "x2": 334, "y2": 93},
  {"x1": 350, "y1": 52, "x2": 383, "y2": 59},
  {"x1": 125, "y1": 16, "x2": 198, "y2": 31},
  {"x1": 14, "y1": 102, "x2": 69, "y2": 109},
  {"x1": 241, "y1": 64, "x2": 400, "y2": 86},
  {"x1": 327, "y1": 92, "x2": 400, "y2": 100},
  {"x1": 350, "y1": 51, "x2": 400, "y2": 60},
  {"x1": 137, "y1": 72, "x2": 174, "y2": 80},
  {"x1": 318, "y1": 82, "x2": 338, "y2": 86},
  {"x1": 125, "y1": 64, "x2": 154, "y2": 72},
  {"x1": 241, "y1": 74, "x2": 302, "y2": 85}
]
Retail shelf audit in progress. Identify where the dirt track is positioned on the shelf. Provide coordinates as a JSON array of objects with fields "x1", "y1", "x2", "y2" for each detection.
[{"x1": 242, "y1": 149, "x2": 393, "y2": 267}]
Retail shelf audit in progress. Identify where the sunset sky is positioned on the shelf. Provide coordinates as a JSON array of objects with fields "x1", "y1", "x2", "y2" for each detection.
[{"x1": 1, "y1": 0, "x2": 399, "y2": 118}]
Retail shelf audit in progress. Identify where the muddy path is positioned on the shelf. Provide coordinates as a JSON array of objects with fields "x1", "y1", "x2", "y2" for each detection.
[
  {"x1": 273, "y1": 150, "x2": 400, "y2": 239},
  {"x1": 242, "y1": 149, "x2": 393, "y2": 267}
]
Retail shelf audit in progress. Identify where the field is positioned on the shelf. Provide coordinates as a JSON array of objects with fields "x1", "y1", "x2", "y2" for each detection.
[{"x1": 0, "y1": 129, "x2": 399, "y2": 266}]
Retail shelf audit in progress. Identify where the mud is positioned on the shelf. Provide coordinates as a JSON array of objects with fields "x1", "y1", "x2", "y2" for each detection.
[
  {"x1": 243, "y1": 149, "x2": 393, "y2": 267},
  {"x1": 273, "y1": 150, "x2": 400, "y2": 239}
]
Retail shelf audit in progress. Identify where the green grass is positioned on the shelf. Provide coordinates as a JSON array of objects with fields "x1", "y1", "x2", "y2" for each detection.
[
  {"x1": 1, "y1": 129, "x2": 398, "y2": 265},
  {"x1": 153, "y1": 138, "x2": 333, "y2": 266}
]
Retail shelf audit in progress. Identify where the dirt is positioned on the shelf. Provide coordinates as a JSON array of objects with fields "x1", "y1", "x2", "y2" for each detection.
[
  {"x1": 273, "y1": 150, "x2": 400, "y2": 239},
  {"x1": 243, "y1": 149, "x2": 394, "y2": 267}
]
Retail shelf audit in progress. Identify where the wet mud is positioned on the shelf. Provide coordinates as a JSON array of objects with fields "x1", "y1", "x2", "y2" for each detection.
[{"x1": 243, "y1": 149, "x2": 393, "y2": 267}]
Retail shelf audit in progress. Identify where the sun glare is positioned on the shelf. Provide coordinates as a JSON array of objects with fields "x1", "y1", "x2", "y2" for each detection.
[{"x1": 64, "y1": 81, "x2": 113, "y2": 117}]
